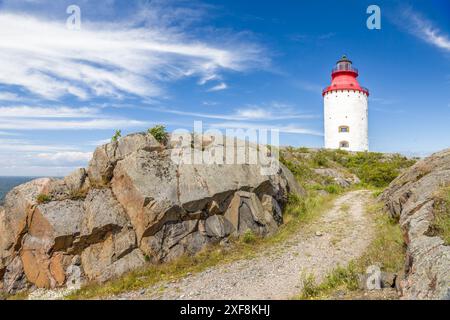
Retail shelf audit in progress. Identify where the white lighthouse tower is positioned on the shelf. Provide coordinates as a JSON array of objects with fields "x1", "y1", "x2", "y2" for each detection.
[{"x1": 323, "y1": 55, "x2": 369, "y2": 151}]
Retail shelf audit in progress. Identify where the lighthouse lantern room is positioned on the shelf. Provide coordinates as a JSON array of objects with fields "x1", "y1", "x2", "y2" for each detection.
[{"x1": 323, "y1": 55, "x2": 369, "y2": 152}]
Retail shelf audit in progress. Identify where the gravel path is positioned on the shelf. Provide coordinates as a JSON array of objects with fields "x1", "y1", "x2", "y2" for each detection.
[{"x1": 113, "y1": 190, "x2": 375, "y2": 300}]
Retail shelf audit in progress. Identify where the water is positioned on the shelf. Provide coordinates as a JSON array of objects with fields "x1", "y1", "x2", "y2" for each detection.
[{"x1": 0, "y1": 177, "x2": 37, "y2": 204}]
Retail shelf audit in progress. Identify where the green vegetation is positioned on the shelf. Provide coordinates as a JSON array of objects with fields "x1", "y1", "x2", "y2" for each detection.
[
  {"x1": 296, "y1": 200, "x2": 405, "y2": 299},
  {"x1": 36, "y1": 194, "x2": 51, "y2": 204},
  {"x1": 241, "y1": 230, "x2": 257, "y2": 244},
  {"x1": 2, "y1": 290, "x2": 29, "y2": 300},
  {"x1": 69, "y1": 189, "x2": 88, "y2": 201},
  {"x1": 111, "y1": 129, "x2": 122, "y2": 142},
  {"x1": 61, "y1": 146, "x2": 414, "y2": 299},
  {"x1": 148, "y1": 125, "x2": 168, "y2": 143},
  {"x1": 66, "y1": 191, "x2": 337, "y2": 300},
  {"x1": 281, "y1": 148, "x2": 416, "y2": 189},
  {"x1": 431, "y1": 187, "x2": 450, "y2": 245},
  {"x1": 336, "y1": 152, "x2": 416, "y2": 188},
  {"x1": 299, "y1": 264, "x2": 360, "y2": 299}
]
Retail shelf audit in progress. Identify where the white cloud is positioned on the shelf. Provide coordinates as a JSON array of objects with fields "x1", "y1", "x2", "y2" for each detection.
[
  {"x1": 145, "y1": 104, "x2": 316, "y2": 121},
  {"x1": 234, "y1": 108, "x2": 271, "y2": 119},
  {"x1": 207, "y1": 82, "x2": 228, "y2": 92},
  {"x1": 0, "y1": 138, "x2": 77, "y2": 152},
  {"x1": 35, "y1": 151, "x2": 92, "y2": 166},
  {"x1": 0, "y1": 11, "x2": 264, "y2": 101},
  {"x1": 0, "y1": 92, "x2": 21, "y2": 101},
  {"x1": 86, "y1": 138, "x2": 111, "y2": 146},
  {"x1": 209, "y1": 122, "x2": 323, "y2": 136},
  {"x1": 398, "y1": 8, "x2": 450, "y2": 52},
  {"x1": 0, "y1": 106, "x2": 100, "y2": 118},
  {"x1": 0, "y1": 118, "x2": 148, "y2": 130},
  {"x1": 0, "y1": 131, "x2": 19, "y2": 136}
]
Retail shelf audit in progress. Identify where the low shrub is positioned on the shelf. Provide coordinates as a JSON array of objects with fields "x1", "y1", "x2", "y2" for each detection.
[
  {"x1": 241, "y1": 230, "x2": 257, "y2": 244},
  {"x1": 36, "y1": 194, "x2": 51, "y2": 204},
  {"x1": 148, "y1": 125, "x2": 168, "y2": 143}
]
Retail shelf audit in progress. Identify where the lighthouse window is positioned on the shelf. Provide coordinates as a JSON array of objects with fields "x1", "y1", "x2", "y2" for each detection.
[
  {"x1": 339, "y1": 126, "x2": 349, "y2": 133},
  {"x1": 339, "y1": 141, "x2": 349, "y2": 148}
]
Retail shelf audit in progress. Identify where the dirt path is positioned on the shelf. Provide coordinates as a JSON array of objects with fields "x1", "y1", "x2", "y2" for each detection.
[{"x1": 112, "y1": 190, "x2": 375, "y2": 300}]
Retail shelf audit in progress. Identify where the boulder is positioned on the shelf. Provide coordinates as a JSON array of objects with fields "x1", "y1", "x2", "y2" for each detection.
[
  {"x1": 313, "y1": 168, "x2": 360, "y2": 188},
  {"x1": 88, "y1": 132, "x2": 162, "y2": 186},
  {"x1": 1, "y1": 178, "x2": 52, "y2": 254},
  {"x1": 111, "y1": 150, "x2": 181, "y2": 241},
  {"x1": 0, "y1": 132, "x2": 303, "y2": 292},
  {"x1": 27, "y1": 200, "x2": 85, "y2": 252},
  {"x1": 224, "y1": 191, "x2": 278, "y2": 236},
  {"x1": 81, "y1": 229, "x2": 141, "y2": 282},
  {"x1": 47, "y1": 168, "x2": 90, "y2": 201},
  {"x1": 381, "y1": 148, "x2": 450, "y2": 299},
  {"x1": 140, "y1": 220, "x2": 208, "y2": 263},
  {"x1": 204, "y1": 215, "x2": 235, "y2": 238},
  {"x1": 81, "y1": 188, "x2": 130, "y2": 240},
  {"x1": 2, "y1": 255, "x2": 28, "y2": 294},
  {"x1": 280, "y1": 163, "x2": 307, "y2": 196}
]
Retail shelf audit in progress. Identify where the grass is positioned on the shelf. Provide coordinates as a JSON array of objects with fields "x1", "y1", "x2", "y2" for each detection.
[
  {"x1": 3, "y1": 291, "x2": 29, "y2": 300},
  {"x1": 36, "y1": 193, "x2": 52, "y2": 204},
  {"x1": 430, "y1": 187, "x2": 450, "y2": 245},
  {"x1": 241, "y1": 230, "x2": 257, "y2": 244},
  {"x1": 69, "y1": 189, "x2": 88, "y2": 201},
  {"x1": 65, "y1": 191, "x2": 338, "y2": 300},
  {"x1": 295, "y1": 197, "x2": 405, "y2": 300}
]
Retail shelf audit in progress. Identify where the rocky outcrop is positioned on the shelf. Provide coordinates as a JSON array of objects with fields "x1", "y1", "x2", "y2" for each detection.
[
  {"x1": 381, "y1": 149, "x2": 450, "y2": 300},
  {"x1": 313, "y1": 168, "x2": 361, "y2": 188},
  {"x1": 0, "y1": 132, "x2": 303, "y2": 294}
]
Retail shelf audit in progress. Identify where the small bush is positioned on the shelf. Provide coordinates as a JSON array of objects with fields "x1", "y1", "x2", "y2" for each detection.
[
  {"x1": 312, "y1": 151, "x2": 329, "y2": 167},
  {"x1": 241, "y1": 230, "x2": 257, "y2": 244},
  {"x1": 36, "y1": 194, "x2": 51, "y2": 204},
  {"x1": 336, "y1": 152, "x2": 416, "y2": 188},
  {"x1": 111, "y1": 129, "x2": 122, "y2": 142},
  {"x1": 148, "y1": 125, "x2": 168, "y2": 143}
]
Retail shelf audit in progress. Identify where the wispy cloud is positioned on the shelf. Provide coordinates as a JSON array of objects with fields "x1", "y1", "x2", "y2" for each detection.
[
  {"x1": 0, "y1": 92, "x2": 21, "y2": 101},
  {"x1": 35, "y1": 151, "x2": 92, "y2": 167},
  {"x1": 0, "y1": 138, "x2": 77, "y2": 152},
  {"x1": 207, "y1": 82, "x2": 228, "y2": 92},
  {"x1": 145, "y1": 103, "x2": 317, "y2": 121},
  {"x1": 0, "y1": 106, "x2": 100, "y2": 118},
  {"x1": 0, "y1": 10, "x2": 265, "y2": 101},
  {"x1": 396, "y1": 7, "x2": 450, "y2": 52},
  {"x1": 0, "y1": 118, "x2": 148, "y2": 130},
  {"x1": 209, "y1": 122, "x2": 323, "y2": 136}
]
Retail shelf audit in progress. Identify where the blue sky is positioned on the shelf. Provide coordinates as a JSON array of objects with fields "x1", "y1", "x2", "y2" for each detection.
[{"x1": 0, "y1": 0, "x2": 449, "y2": 176}]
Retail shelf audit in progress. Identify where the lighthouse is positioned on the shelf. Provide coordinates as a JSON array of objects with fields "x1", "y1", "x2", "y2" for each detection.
[{"x1": 323, "y1": 55, "x2": 369, "y2": 151}]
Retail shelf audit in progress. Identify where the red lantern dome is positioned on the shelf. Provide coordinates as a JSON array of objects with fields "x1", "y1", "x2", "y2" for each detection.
[{"x1": 322, "y1": 55, "x2": 369, "y2": 96}]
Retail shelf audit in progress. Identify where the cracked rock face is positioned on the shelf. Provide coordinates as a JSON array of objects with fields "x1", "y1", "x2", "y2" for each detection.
[
  {"x1": 0, "y1": 132, "x2": 303, "y2": 293},
  {"x1": 381, "y1": 149, "x2": 450, "y2": 300}
]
